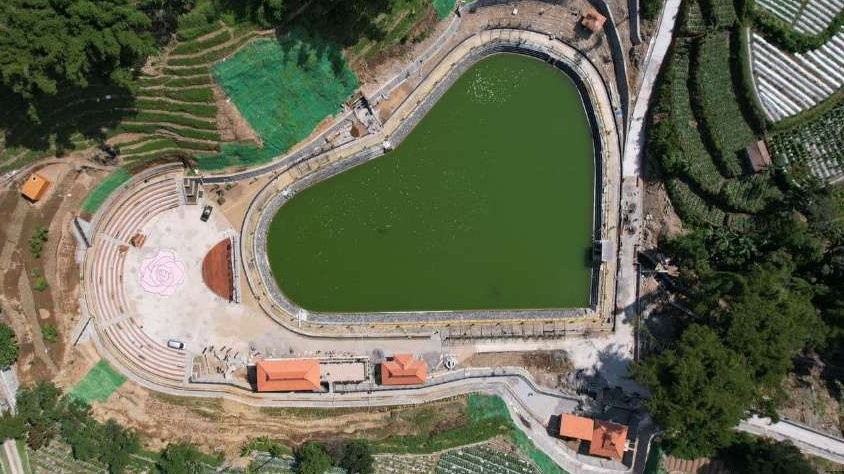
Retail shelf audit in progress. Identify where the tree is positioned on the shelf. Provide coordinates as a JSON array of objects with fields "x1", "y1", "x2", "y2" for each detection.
[
  {"x1": 0, "y1": 324, "x2": 19, "y2": 369},
  {"x1": 0, "y1": 0, "x2": 154, "y2": 121},
  {"x1": 632, "y1": 325, "x2": 754, "y2": 458},
  {"x1": 213, "y1": 0, "x2": 286, "y2": 28},
  {"x1": 294, "y1": 441, "x2": 332, "y2": 474},
  {"x1": 140, "y1": 0, "x2": 196, "y2": 43},
  {"x1": 28, "y1": 227, "x2": 48, "y2": 258},
  {"x1": 722, "y1": 258, "x2": 824, "y2": 391},
  {"x1": 98, "y1": 419, "x2": 141, "y2": 473},
  {"x1": 0, "y1": 411, "x2": 26, "y2": 440},
  {"x1": 721, "y1": 437, "x2": 815, "y2": 474},
  {"x1": 339, "y1": 440, "x2": 374, "y2": 474},
  {"x1": 158, "y1": 442, "x2": 205, "y2": 474}
]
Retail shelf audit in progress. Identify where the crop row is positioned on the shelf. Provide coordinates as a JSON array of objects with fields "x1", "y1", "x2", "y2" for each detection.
[
  {"x1": 436, "y1": 445, "x2": 537, "y2": 474},
  {"x1": 693, "y1": 33, "x2": 755, "y2": 177},
  {"x1": 768, "y1": 104, "x2": 844, "y2": 182}
]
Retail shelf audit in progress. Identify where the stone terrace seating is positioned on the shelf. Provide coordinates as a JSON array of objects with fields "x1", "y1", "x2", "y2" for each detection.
[
  {"x1": 101, "y1": 176, "x2": 181, "y2": 242},
  {"x1": 86, "y1": 174, "x2": 187, "y2": 382}
]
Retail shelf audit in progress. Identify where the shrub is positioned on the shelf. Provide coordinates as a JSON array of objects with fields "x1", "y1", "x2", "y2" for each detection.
[
  {"x1": 41, "y1": 322, "x2": 57, "y2": 343},
  {"x1": 31, "y1": 269, "x2": 48, "y2": 292},
  {"x1": 28, "y1": 226, "x2": 49, "y2": 258},
  {"x1": 0, "y1": 324, "x2": 20, "y2": 368}
]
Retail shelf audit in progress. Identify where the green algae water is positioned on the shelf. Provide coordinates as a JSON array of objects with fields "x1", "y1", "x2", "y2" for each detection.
[{"x1": 267, "y1": 54, "x2": 595, "y2": 312}]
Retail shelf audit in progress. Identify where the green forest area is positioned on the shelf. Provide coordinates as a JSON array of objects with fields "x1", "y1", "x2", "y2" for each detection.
[
  {"x1": 642, "y1": 0, "x2": 844, "y2": 462},
  {"x1": 0, "y1": 0, "x2": 443, "y2": 178}
]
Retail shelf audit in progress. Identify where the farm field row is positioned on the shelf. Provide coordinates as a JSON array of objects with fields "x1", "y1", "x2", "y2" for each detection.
[
  {"x1": 750, "y1": 31, "x2": 844, "y2": 121},
  {"x1": 769, "y1": 104, "x2": 844, "y2": 182},
  {"x1": 650, "y1": 0, "x2": 785, "y2": 229},
  {"x1": 755, "y1": 0, "x2": 843, "y2": 34}
]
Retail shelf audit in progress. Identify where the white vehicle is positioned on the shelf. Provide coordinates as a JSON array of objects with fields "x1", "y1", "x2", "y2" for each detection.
[{"x1": 167, "y1": 339, "x2": 186, "y2": 350}]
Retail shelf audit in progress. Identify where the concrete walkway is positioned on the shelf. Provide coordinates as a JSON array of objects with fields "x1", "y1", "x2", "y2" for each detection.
[
  {"x1": 622, "y1": 0, "x2": 681, "y2": 178},
  {"x1": 738, "y1": 416, "x2": 844, "y2": 464},
  {"x1": 612, "y1": 0, "x2": 683, "y2": 385},
  {"x1": 2, "y1": 440, "x2": 24, "y2": 474}
]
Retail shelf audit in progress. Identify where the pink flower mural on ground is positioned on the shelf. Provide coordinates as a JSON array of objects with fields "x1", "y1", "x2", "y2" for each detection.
[{"x1": 140, "y1": 249, "x2": 186, "y2": 296}]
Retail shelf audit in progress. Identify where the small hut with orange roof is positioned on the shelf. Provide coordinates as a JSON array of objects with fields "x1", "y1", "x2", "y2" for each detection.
[
  {"x1": 20, "y1": 173, "x2": 51, "y2": 202},
  {"x1": 581, "y1": 7, "x2": 607, "y2": 34},
  {"x1": 380, "y1": 354, "x2": 428, "y2": 385}
]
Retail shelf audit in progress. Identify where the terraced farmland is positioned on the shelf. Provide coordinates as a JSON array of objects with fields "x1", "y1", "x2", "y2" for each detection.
[
  {"x1": 769, "y1": 104, "x2": 844, "y2": 182},
  {"x1": 755, "y1": 0, "x2": 843, "y2": 34},
  {"x1": 0, "y1": 14, "x2": 266, "y2": 175},
  {"x1": 27, "y1": 442, "x2": 106, "y2": 474},
  {"x1": 694, "y1": 33, "x2": 755, "y2": 177},
  {"x1": 436, "y1": 445, "x2": 538, "y2": 474},
  {"x1": 650, "y1": 5, "x2": 785, "y2": 230},
  {"x1": 750, "y1": 31, "x2": 844, "y2": 121}
]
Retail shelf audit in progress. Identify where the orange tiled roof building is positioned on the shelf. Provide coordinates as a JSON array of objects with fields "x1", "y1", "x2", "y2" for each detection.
[
  {"x1": 581, "y1": 7, "x2": 607, "y2": 34},
  {"x1": 558, "y1": 415, "x2": 629, "y2": 461},
  {"x1": 380, "y1": 354, "x2": 427, "y2": 385},
  {"x1": 20, "y1": 173, "x2": 51, "y2": 202},
  {"x1": 589, "y1": 420, "x2": 628, "y2": 460},
  {"x1": 255, "y1": 359, "x2": 321, "y2": 392},
  {"x1": 559, "y1": 414, "x2": 594, "y2": 441}
]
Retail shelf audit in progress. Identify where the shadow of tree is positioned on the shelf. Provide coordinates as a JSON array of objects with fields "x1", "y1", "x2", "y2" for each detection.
[{"x1": 0, "y1": 83, "x2": 137, "y2": 158}]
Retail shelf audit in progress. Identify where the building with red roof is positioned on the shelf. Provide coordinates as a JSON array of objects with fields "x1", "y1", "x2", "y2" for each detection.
[
  {"x1": 559, "y1": 414, "x2": 594, "y2": 441},
  {"x1": 589, "y1": 420, "x2": 629, "y2": 461},
  {"x1": 581, "y1": 7, "x2": 607, "y2": 34},
  {"x1": 380, "y1": 354, "x2": 427, "y2": 385},
  {"x1": 255, "y1": 359, "x2": 321, "y2": 392}
]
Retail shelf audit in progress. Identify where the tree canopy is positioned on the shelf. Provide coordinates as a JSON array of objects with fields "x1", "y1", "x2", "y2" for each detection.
[
  {"x1": 339, "y1": 439, "x2": 374, "y2": 474},
  {"x1": 632, "y1": 325, "x2": 754, "y2": 458},
  {"x1": 721, "y1": 437, "x2": 816, "y2": 474},
  {"x1": 294, "y1": 441, "x2": 332, "y2": 474},
  {"x1": 0, "y1": 0, "x2": 155, "y2": 121},
  {"x1": 158, "y1": 442, "x2": 206, "y2": 474},
  {"x1": 0, "y1": 323, "x2": 20, "y2": 369},
  {"x1": 3, "y1": 382, "x2": 140, "y2": 473}
]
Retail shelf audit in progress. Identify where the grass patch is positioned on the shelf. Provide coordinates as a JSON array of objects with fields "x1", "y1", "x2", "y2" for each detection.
[
  {"x1": 207, "y1": 30, "x2": 357, "y2": 170},
  {"x1": 643, "y1": 443, "x2": 667, "y2": 474},
  {"x1": 69, "y1": 360, "x2": 127, "y2": 404},
  {"x1": 196, "y1": 142, "x2": 274, "y2": 170},
  {"x1": 81, "y1": 168, "x2": 131, "y2": 214},
  {"x1": 432, "y1": 0, "x2": 456, "y2": 19}
]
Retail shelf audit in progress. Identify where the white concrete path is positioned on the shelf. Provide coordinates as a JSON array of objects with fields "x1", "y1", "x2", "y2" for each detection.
[
  {"x1": 738, "y1": 416, "x2": 844, "y2": 464},
  {"x1": 2, "y1": 440, "x2": 24, "y2": 474},
  {"x1": 622, "y1": 0, "x2": 682, "y2": 178}
]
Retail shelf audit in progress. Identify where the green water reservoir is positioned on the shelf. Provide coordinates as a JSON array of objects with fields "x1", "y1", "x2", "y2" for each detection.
[{"x1": 267, "y1": 54, "x2": 595, "y2": 312}]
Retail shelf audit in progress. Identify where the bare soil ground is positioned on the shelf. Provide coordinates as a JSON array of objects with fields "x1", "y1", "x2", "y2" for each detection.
[
  {"x1": 780, "y1": 367, "x2": 842, "y2": 437},
  {"x1": 0, "y1": 163, "x2": 101, "y2": 384},
  {"x1": 377, "y1": 83, "x2": 413, "y2": 123},
  {"x1": 214, "y1": 84, "x2": 260, "y2": 144},
  {"x1": 642, "y1": 180, "x2": 683, "y2": 248},
  {"x1": 106, "y1": 133, "x2": 146, "y2": 146},
  {"x1": 91, "y1": 374, "x2": 469, "y2": 456},
  {"x1": 463, "y1": 351, "x2": 573, "y2": 389}
]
